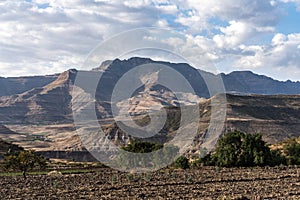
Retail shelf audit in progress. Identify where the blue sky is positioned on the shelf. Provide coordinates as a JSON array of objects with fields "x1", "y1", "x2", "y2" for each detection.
[
  {"x1": 277, "y1": 3, "x2": 300, "y2": 34},
  {"x1": 0, "y1": 0, "x2": 300, "y2": 81}
]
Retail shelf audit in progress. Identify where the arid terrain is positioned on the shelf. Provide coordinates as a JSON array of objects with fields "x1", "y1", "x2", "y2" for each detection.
[
  {"x1": 1, "y1": 166, "x2": 299, "y2": 199},
  {"x1": 1, "y1": 58, "x2": 300, "y2": 199}
]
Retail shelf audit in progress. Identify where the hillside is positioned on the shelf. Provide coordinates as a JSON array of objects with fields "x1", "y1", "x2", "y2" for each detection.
[
  {"x1": 222, "y1": 71, "x2": 300, "y2": 94},
  {"x1": 96, "y1": 94, "x2": 300, "y2": 156},
  {"x1": 0, "y1": 75, "x2": 58, "y2": 97},
  {"x1": 0, "y1": 70, "x2": 76, "y2": 124},
  {"x1": 224, "y1": 94, "x2": 300, "y2": 143}
]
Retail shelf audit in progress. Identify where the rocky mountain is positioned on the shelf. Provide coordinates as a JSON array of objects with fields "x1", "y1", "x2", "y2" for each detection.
[
  {"x1": 0, "y1": 70, "x2": 76, "y2": 124},
  {"x1": 2, "y1": 92, "x2": 300, "y2": 161},
  {"x1": 0, "y1": 57, "x2": 300, "y2": 159},
  {"x1": 1, "y1": 57, "x2": 300, "y2": 125}
]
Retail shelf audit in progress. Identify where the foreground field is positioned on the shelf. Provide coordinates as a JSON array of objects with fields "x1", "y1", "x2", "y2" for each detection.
[{"x1": 0, "y1": 166, "x2": 300, "y2": 199}]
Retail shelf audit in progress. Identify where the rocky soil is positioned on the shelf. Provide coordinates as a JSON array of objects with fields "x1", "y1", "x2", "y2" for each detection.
[{"x1": 1, "y1": 166, "x2": 299, "y2": 199}]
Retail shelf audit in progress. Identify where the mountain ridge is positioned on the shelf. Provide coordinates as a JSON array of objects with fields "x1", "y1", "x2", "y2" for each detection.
[
  {"x1": 0, "y1": 57, "x2": 300, "y2": 125},
  {"x1": 1, "y1": 57, "x2": 300, "y2": 97}
]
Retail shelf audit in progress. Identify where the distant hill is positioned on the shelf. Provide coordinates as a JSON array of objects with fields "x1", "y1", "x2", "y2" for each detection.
[
  {"x1": 1, "y1": 58, "x2": 300, "y2": 159},
  {"x1": 0, "y1": 75, "x2": 58, "y2": 97},
  {"x1": 1, "y1": 57, "x2": 300, "y2": 98},
  {"x1": 221, "y1": 71, "x2": 300, "y2": 95}
]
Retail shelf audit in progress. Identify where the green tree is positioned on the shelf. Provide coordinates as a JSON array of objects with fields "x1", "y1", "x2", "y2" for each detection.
[
  {"x1": 211, "y1": 131, "x2": 283, "y2": 167},
  {"x1": 212, "y1": 131, "x2": 244, "y2": 167},
  {"x1": 240, "y1": 133, "x2": 271, "y2": 166},
  {"x1": 283, "y1": 139, "x2": 300, "y2": 165},
  {"x1": 4, "y1": 150, "x2": 47, "y2": 179}
]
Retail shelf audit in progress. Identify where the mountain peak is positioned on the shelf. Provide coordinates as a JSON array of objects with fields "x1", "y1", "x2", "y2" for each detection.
[
  {"x1": 93, "y1": 57, "x2": 155, "y2": 72},
  {"x1": 93, "y1": 60, "x2": 113, "y2": 71},
  {"x1": 42, "y1": 69, "x2": 77, "y2": 93}
]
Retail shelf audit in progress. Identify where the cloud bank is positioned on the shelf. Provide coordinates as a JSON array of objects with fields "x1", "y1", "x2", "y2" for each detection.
[{"x1": 0, "y1": 0, "x2": 300, "y2": 80}]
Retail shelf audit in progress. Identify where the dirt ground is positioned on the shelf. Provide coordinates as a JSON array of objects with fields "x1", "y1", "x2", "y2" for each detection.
[{"x1": 0, "y1": 166, "x2": 300, "y2": 199}]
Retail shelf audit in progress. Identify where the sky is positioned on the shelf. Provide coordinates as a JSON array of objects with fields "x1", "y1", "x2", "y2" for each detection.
[{"x1": 0, "y1": 0, "x2": 300, "y2": 81}]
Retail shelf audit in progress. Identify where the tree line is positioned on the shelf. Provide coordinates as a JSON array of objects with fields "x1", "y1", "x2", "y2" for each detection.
[
  {"x1": 1, "y1": 131, "x2": 299, "y2": 177},
  {"x1": 120, "y1": 131, "x2": 300, "y2": 169},
  {"x1": 192, "y1": 131, "x2": 300, "y2": 168}
]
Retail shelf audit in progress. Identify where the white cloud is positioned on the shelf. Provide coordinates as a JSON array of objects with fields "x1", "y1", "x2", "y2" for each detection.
[
  {"x1": 212, "y1": 20, "x2": 276, "y2": 48},
  {"x1": 0, "y1": 0, "x2": 166, "y2": 77},
  {"x1": 175, "y1": 0, "x2": 281, "y2": 33},
  {"x1": 213, "y1": 21, "x2": 250, "y2": 48},
  {"x1": 232, "y1": 33, "x2": 300, "y2": 80},
  {"x1": 272, "y1": 33, "x2": 287, "y2": 45},
  {"x1": 279, "y1": 0, "x2": 300, "y2": 10},
  {"x1": 0, "y1": 0, "x2": 300, "y2": 81}
]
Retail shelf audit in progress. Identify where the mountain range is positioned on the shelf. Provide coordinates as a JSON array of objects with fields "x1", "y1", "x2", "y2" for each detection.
[
  {"x1": 1, "y1": 57, "x2": 300, "y2": 124},
  {"x1": 0, "y1": 57, "x2": 300, "y2": 159}
]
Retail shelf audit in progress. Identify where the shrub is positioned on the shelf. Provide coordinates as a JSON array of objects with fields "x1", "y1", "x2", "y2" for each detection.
[
  {"x1": 283, "y1": 139, "x2": 300, "y2": 165},
  {"x1": 267, "y1": 149, "x2": 287, "y2": 166},
  {"x1": 173, "y1": 156, "x2": 189, "y2": 169},
  {"x1": 209, "y1": 131, "x2": 285, "y2": 167}
]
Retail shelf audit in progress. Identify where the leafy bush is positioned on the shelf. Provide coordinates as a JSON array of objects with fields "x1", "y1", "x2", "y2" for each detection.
[
  {"x1": 173, "y1": 156, "x2": 189, "y2": 169},
  {"x1": 206, "y1": 131, "x2": 286, "y2": 167},
  {"x1": 283, "y1": 139, "x2": 300, "y2": 165},
  {"x1": 267, "y1": 149, "x2": 287, "y2": 166}
]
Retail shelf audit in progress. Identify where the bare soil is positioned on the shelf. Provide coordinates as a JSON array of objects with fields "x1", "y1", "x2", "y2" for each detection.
[{"x1": 0, "y1": 166, "x2": 300, "y2": 199}]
